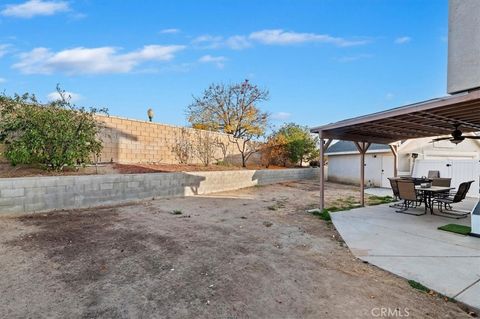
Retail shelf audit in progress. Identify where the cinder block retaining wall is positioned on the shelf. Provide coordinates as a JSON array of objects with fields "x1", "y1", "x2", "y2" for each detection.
[{"x1": 0, "y1": 168, "x2": 319, "y2": 214}]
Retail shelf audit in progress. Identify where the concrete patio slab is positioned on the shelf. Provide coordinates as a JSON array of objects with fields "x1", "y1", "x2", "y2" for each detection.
[{"x1": 331, "y1": 199, "x2": 480, "y2": 311}]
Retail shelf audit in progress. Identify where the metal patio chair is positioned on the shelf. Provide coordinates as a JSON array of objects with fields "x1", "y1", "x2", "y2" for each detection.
[
  {"x1": 428, "y1": 170, "x2": 440, "y2": 179},
  {"x1": 432, "y1": 181, "x2": 474, "y2": 219},
  {"x1": 395, "y1": 180, "x2": 425, "y2": 216}
]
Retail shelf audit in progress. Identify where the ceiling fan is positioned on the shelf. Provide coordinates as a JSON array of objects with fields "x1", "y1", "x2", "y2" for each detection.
[{"x1": 432, "y1": 124, "x2": 480, "y2": 145}]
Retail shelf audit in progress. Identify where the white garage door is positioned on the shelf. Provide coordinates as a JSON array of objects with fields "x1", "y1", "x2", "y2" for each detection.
[{"x1": 412, "y1": 159, "x2": 479, "y2": 198}]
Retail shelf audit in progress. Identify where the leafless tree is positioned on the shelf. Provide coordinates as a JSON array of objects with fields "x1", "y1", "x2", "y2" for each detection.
[{"x1": 187, "y1": 79, "x2": 269, "y2": 167}]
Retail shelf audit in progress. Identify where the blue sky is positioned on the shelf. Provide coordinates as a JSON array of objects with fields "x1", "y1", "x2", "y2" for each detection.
[{"x1": 0, "y1": 0, "x2": 448, "y2": 129}]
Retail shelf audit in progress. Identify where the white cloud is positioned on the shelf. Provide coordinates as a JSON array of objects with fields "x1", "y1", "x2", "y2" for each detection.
[
  {"x1": 192, "y1": 34, "x2": 224, "y2": 49},
  {"x1": 198, "y1": 55, "x2": 227, "y2": 69},
  {"x1": 0, "y1": 44, "x2": 11, "y2": 58},
  {"x1": 13, "y1": 44, "x2": 186, "y2": 75},
  {"x1": 0, "y1": 78, "x2": 6, "y2": 83},
  {"x1": 225, "y1": 35, "x2": 251, "y2": 50},
  {"x1": 193, "y1": 34, "x2": 251, "y2": 50},
  {"x1": 249, "y1": 29, "x2": 369, "y2": 47},
  {"x1": 271, "y1": 112, "x2": 291, "y2": 121},
  {"x1": 160, "y1": 28, "x2": 180, "y2": 34},
  {"x1": 394, "y1": 36, "x2": 411, "y2": 44},
  {"x1": 193, "y1": 29, "x2": 369, "y2": 50},
  {"x1": 1, "y1": 0, "x2": 69, "y2": 18},
  {"x1": 47, "y1": 90, "x2": 81, "y2": 102}
]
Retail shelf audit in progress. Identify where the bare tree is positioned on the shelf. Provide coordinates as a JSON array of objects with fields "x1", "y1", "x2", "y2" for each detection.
[
  {"x1": 187, "y1": 79, "x2": 269, "y2": 167},
  {"x1": 171, "y1": 128, "x2": 193, "y2": 164},
  {"x1": 215, "y1": 139, "x2": 230, "y2": 162},
  {"x1": 192, "y1": 130, "x2": 219, "y2": 166}
]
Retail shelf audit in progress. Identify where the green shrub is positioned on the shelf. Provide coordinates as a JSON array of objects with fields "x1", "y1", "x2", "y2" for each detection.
[
  {"x1": 310, "y1": 209, "x2": 331, "y2": 221},
  {"x1": 0, "y1": 87, "x2": 107, "y2": 171}
]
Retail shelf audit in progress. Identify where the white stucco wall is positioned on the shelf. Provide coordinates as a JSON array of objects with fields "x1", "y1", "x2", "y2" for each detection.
[
  {"x1": 327, "y1": 153, "x2": 394, "y2": 187},
  {"x1": 448, "y1": 0, "x2": 480, "y2": 93},
  {"x1": 327, "y1": 137, "x2": 480, "y2": 187}
]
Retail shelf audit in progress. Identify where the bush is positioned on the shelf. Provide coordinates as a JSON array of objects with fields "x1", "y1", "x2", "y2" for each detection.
[
  {"x1": 0, "y1": 87, "x2": 107, "y2": 171},
  {"x1": 260, "y1": 133, "x2": 289, "y2": 167},
  {"x1": 264, "y1": 123, "x2": 320, "y2": 167}
]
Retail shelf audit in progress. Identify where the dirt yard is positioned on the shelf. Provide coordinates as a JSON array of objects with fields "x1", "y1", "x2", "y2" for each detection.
[{"x1": 0, "y1": 181, "x2": 471, "y2": 318}]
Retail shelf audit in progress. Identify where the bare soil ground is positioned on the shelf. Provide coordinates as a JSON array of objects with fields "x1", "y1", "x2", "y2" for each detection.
[
  {"x1": 0, "y1": 181, "x2": 471, "y2": 318},
  {"x1": 0, "y1": 163, "x2": 289, "y2": 178}
]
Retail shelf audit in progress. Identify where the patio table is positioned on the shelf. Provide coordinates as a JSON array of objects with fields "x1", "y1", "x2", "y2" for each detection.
[{"x1": 415, "y1": 186, "x2": 455, "y2": 214}]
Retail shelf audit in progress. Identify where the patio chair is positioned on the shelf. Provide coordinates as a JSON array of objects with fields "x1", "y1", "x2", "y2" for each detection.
[
  {"x1": 432, "y1": 181, "x2": 474, "y2": 218},
  {"x1": 388, "y1": 178, "x2": 399, "y2": 199},
  {"x1": 431, "y1": 178, "x2": 452, "y2": 199},
  {"x1": 431, "y1": 178, "x2": 451, "y2": 187},
  {"x1": 395, "y1": 180, "x2": 425, "y2": 216},
  {"x1": 428, "y1": 170, "x2": 440, "y2": 179}
]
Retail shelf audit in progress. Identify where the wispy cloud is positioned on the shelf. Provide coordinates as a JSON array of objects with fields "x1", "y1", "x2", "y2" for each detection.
[
  {"x1": 0, "y1": 44, "x2": 11, "y2": 58},
  {"x1": 0, "y1": 77, "x2": 6, "y2": 84},
  {"x1": 198, "y1": 54, "x2": 227, "y2": 69},
  {"x1": 13, "y1": 45, "x2": 186, "y2": 75},
  {"x1": 271, "y1": 112, "x2": 291, "y2": 121},
  {"x1": 1, "y1": 0, "x2": 70, "y2": 18},
  {"x1": 334, "y1": 54, "x2": 372, "y2": 63},
  {"x1": 192, "y1": 35, "x2": 224, "y2": 49},
  {"x1": 47, "y1": 90, "x2": 81, "y2": 102},
  {"x1": 394, "y1": 36, "x2": 411, "y2": 44},
  {"x1": 225, "y1": 35, "x2": 251, "y2": 50},
  {"x1": 385, "y1": 93, "x2": 394, "y2": 100},
  {"x1": 193, "y1": 29, "x2": 370, "y2": 50},
  {"x1": 249, "y1": 29, "x2": 369, "y2": 47},
  {"x1": 160, "y1": 28, "x2": 180, "y2": 34}
]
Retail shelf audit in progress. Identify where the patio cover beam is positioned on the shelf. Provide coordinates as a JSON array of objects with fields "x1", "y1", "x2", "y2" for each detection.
[
  {"x1": 389, "y1": 144, "x2": 398, "y2": 177},
  {"x1": 319, "y1": 137, "x2": 332, "y2": 211},
  {"x1": 354, "y1": 141, "x2": 371, "y2": 207}
]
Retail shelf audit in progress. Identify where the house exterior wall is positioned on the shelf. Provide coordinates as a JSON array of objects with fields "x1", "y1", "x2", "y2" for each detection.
[
  {"x1": 327, "y1": 137, "x2": 480, "y2": 187},
  {"x1": 327, "y1": 152, "x2": 394, "y2": 187},
  {"x1": 448, "y1": 0, "x2": 480, "y2": 93},
  {"x1": 327, "y1": 154, "x2": 360, "y2": 185}
]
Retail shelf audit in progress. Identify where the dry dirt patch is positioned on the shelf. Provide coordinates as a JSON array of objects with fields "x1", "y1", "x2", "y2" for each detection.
[{"x1": 0, "y1": 181, "x2": 471, "y2": 318}]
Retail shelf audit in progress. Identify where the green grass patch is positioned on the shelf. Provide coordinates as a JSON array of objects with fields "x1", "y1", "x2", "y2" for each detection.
[
  {"x1": 327, "y1": 196, "x2": 362, "y2": 212},
  {"x1": 309, "y1": 209, "x2": 331, "y2": 221},
  {"x1": 438, "y1": 224, "x2": 471, "y2": 235},
  {"x1": 408, "y1": 280, "x2": 430, "y2": 293},
  {"x1": 367, "y1": 195, "x2": 395, "y2": 206}
]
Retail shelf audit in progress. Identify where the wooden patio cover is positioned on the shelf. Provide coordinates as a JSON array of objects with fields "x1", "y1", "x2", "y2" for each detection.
[{"x1": 310, "y1": 89, "x2": 480, "y2": 210}]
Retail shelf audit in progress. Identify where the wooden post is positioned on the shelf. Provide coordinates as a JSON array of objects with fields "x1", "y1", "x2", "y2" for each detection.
[
  {"x1": 389, "y1": 144, "x2": 398, "y2": 177},
  {"x1": 354, "y1": 141, "x2": 371, "y2": 207},
  {"x1": 318, "y1": 135, "x2": 332, "y2": 211}
]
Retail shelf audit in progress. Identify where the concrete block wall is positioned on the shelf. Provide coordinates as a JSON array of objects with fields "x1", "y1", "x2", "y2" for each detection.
[
  {"x1": 97, "y1": 115, "x2": 243, "y2": 164},
  {"x1": 0, "y1": 168, "x2": 319, "y2": 214}
]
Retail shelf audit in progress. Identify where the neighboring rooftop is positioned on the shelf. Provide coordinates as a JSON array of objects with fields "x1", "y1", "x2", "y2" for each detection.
[{"x1": 326, "y1": 141, "x2": 390, "y2": 155}]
